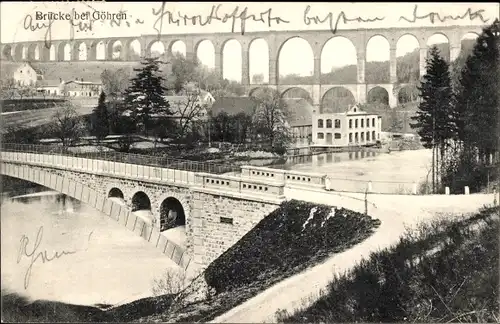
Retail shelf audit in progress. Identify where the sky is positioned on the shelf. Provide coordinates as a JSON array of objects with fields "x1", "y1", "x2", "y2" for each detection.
[{"x1": 1, "y1": 2, "x2": 498, "y2": 81}]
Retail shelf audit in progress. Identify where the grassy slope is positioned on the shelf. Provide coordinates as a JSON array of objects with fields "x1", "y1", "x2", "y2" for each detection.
[
  {"x1": 277, "y1": 206, "x2": 499, "y2": 323},
  {"x1": 140, "y1": 200, "x2": 381, "y2": 323}
]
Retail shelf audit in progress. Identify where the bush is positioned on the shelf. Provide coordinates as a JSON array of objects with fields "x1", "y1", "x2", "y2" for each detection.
[{"x1": 204, "y1": 200, "x2": 381, "y2": 293}]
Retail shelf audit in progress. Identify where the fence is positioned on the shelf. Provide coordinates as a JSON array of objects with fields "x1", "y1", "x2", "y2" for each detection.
[{"x1": 1, "y1": 143, "x2": 240, "y2": 175}]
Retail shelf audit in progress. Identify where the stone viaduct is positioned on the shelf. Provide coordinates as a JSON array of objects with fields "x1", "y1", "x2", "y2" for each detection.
[{"x1": 1, "y1": 25, "x2": 484, "y2": 109}]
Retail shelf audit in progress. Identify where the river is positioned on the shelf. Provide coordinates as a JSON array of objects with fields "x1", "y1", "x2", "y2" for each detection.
[{"x1": 1, "y1": 194, "x2": 181, "y2": 307}]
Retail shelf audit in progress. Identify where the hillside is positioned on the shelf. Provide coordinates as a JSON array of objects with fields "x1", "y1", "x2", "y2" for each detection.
[{"x1": 277, "y1": 206, "x2": 499, "y2": 323}]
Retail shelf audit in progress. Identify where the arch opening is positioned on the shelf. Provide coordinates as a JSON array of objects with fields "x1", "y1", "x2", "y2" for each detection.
[
  {"x1": 96, "y1": 41, "x2": 106, "y2": 60},
  {"x1": 2, "y1": 45, "x2": 12, "y2": 60},
  {"x1": 149, "y1": 41, "x2": 165, "y2": 58},
  {"x1": 366, "y1": 35, "x2": 390, "y2": 83},
  {"x1": 460, "y1": 33, "x2": 478, "y2": 59},
  {"x1": 108, "y1": 187, "x2": 124, "y2": 199},
  {"x1": 222, "y1": 39, "x2": 242, "y2": 82},
  {"x1": 196, "y1": 40, "x2": 215, "y2": 69},
  {"x1": 49, "y1": 45, "x2": 56, "y2": 61},
  {"x1": 367, "y1": 86, "x2": 389, "y2": 107},
  {"x1": 278, "y1": 37, "x2": 313, "y2": 85},
  {"x1": 170, "y1": 40, "x2": 186, "y2": 57},
  {"x1": 396, "y1": 34, "x2": 420, "y2": 83},
  {"x1": 320, "y1": 36, "x2": 357, "y2": 84},
  {"x1": 427, "y1": 33, "x2": 450, "y2": 62},
  {"x1": 128, "y1": 39, "x2": 141, "y2": 60},
  {"x1": 77, "y1": 42, "x2": 87, "y2": 61},
  {"x1": 131, "y1": 191, "x2": 151, "y2": 211},
  {"x1": 159, "y1": 197, "x2": 186, "y2": 231},
  {"x1": 111, "y1": 40, "x2": 123, "y2": 60},
  {"x1": 249, "y1": 38, "x2": 269, "y2": 84},
  {"x1": 397, "y1": 84, "x2": 420, "y2": 105},
  {"x1": 281, "y1": 87, "x2": 313, "y2": 104},
  {"x1": 321, "y1": 87, "x2": 356, "y2": 113}
]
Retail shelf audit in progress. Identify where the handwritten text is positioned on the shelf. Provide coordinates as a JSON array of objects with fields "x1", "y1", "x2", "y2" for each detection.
[
  {"x1": 152, "y1": 2, "x2": 290, "y2": 36},
  {"x1": 399, "y1": 5, "x2": 490, "y2": 24},
  {"x1": 17, "y1": 226, "x2": 93, "y2": 289}
]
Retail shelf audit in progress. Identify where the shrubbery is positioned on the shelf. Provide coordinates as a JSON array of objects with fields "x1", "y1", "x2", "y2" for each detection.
[{"x1": 204, "y1": 200, "x2": 381, "y2": 293}]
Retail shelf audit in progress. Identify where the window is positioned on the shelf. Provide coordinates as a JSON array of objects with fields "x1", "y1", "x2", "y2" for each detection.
[
  {"x1": 334, "y1": 133, "x2": 341, "y2": 139},
  {"x1": 366, "y1": 118, "x2": 369, "y2": 127},
  {"x1": 349, "y1": 133, "x2": 353, "y2": 143},
  {"x1": 326, "y1": 119, "x2": 332, "y2": 128},
  {"x1": 366, "y1": 131, "x2": 370, "y2": 141},
  {"x1": 361, "y1": 119, "x2": 364, "y2": 128},
  {"x1": 355, "y1": 119, "x2": 358, "y2": 128},
  {"x1": 318, "y1": 119, "x2": 324, "y2": 128},
  {"x1": 355, "y1": 132, "x2": 359, "y2": 142},
  {"x1": 349, "y1": 119, "x2": 352, "y2": 129},
  {"x1": 372, "y1": 118, "x2": 375, "y2": 127},
  {"x1": 317, "y1": 132, "x2": 324, "y2": 139},
  {"x1": 373, "y1": 131, "x2": 376, "y2": 141},
  {"x1": 335, "y1": 119, "x2": 341, "y2": 128},
  {"x1": 361, "y1": 132, "x2": 365, "y2": 141},
  {"x1": 353, "y1": 108, "x2": 357, "y2": 112}
]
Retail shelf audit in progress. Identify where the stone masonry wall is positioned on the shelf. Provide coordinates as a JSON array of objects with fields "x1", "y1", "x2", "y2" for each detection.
[{"x1": 189, "y1": 190, "x2": 281, "y2": 269}]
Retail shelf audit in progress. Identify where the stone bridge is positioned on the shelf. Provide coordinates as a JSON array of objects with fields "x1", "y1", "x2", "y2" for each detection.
[{"x1": 0, "y1": 146, "x2": 331, "y2": 272}]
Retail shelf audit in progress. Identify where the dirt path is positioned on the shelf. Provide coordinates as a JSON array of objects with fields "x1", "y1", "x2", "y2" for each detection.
[{"x1": 212, "y1": 191, "x2": 495, "y2": 323}]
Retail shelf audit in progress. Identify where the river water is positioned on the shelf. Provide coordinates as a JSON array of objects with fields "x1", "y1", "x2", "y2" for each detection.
[{"x1": 1, "y1": 195, "x2": 180, "y2": 307}]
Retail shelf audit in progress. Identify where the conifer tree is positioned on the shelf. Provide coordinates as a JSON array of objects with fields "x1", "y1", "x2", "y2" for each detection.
[
  {"x1": 91, "y1": 91, "x2": 110, "y2": 145},
  {"x1": 411, "y1": 46, "x2": 454, "y2": 192},
  {"x1": 454, "y1": 19, "x2": 499, "y2": 163},
  {"x1": 124, "y1": 57, "x2": 171, "y2": 136}
]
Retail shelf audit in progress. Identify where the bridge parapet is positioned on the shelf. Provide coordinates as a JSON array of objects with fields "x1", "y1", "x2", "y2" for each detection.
[
  {"x1": 241, "y1": 165, "x2": 326, "y2": 188},
  {"x1": 194, "y1": 172, "x2": 285, "y2": 197}
]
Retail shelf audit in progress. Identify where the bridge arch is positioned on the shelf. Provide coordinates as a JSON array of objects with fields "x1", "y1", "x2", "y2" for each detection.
[
  {"x1": 397, "y1": 84, "x2": 420, "y2": 104},
  {"x1": 195, "y1": 39, "x2": 215, "y2": 69},
  {"x1": 168, "y1": 40, "x2": 186, "y2": 57},
  {"x1": 108, "y1": 40, "x2": 124, "y2": 60},
  {"x1": 367, "y1": 86, "x2": 389, "y2": 106},
  {"x1": 249, "y1": 38, "x2": 269, "y2": 84},
  {"x1": 396, "y1": 34, "x2": 420, "y2": 83},
  {"x1": 320, "y1": 36, "x2": 357, "y2": 84},
  {"x1": 365, "y1": 34, "x2": 390, "y2": 83},
  {"x1": 131, "y1": 191, "x2": 152, "y2": 211},
  {"x1": 14, "y1": 44, "x2": 24, "y2": 61},
  {"x1": 280, "y1": 87, "x2": 313, "y2": 104},
  {"x1": 108, "y1": 187, "x2": 124, "y2": 199},
  {"x1": 27, "y1": 43, "x2": 38, "y2": 61},
  {"x1": 2, "y1": 44, "x2": 12, "y2": 60},
  {"x1": 125, "y1": 39, "x2": 141, "y2": 60},
  {"x1": 427, "y1": 33, "x2": 450, "y2": 62},
  {"x1": 248, "y1": 86, "x2": 275, "y2": 98},
  {"x1": 277, "y1": 36, "x2": 314, "y2": 85},
  {"x1": 74, "y1": 41, "x2": 87, "y2": 61},
  {"x1": 321, "y1": 86, "x2": 356, "y2": 113},
  {"x1": 222, "y1": 39, "x2": 242, "y2": 82},
  {"x1": 159, "y1": 197, "x2": 186, "y2": 231}
]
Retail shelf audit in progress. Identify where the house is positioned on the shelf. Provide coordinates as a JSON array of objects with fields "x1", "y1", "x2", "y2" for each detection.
[
  {"x1": 311, "y1": 104, "x2": 382, "y2": 147},
  {"x1": 62, "y1": 78, "x2": 102, "y2": 97},
  {"x1": 283, "y1": 98, "x2": 313, "y2": 141},
  {"x1": 0, "y1": 61, "x2": 41, "y2": 86},
  {"x1": 36, "y1": 79, "x2": 64, "y2": 96},
  {"x1": 163, "y1": 93, "x2": 212, "y2": 121}
]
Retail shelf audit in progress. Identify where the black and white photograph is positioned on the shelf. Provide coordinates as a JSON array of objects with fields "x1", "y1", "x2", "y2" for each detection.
[{"x1": 0, "y1": 1, "x2": 499, "y2": 322}]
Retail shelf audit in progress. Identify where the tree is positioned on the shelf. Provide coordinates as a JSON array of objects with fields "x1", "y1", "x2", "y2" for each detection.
[
  {"x1": 389, "y1": 109, "x2": 404, "y2": 133},
  {"x1": 167, "y1": 53, "x2": 201, "y2": 94},
  {"x1": 100, "y1": 68, "x2": 130, "y2": 100},
  {"x1": 454, "y1": 20, "x2": 499, "y2": 163},
  {"x1": 0, "y1": 78, "x2": 18, "y2": 99},
  {"x1": 90, "y1": 91, "x2": 110, "y2": 145},
  {"x1": 410, "y1": 46, "x2": 454, "y2": 192},
  {"x1": 252, "y1": 88, "x2": 292, "y2": 154},
  {"x1": 252, "y1": 73, "x2": 265, "y2": 84},
  {"x1": 49, "y1": 104, "x2": 87, "y2": 148},
  {"x1": 124, "y1": 57, "x2": 171, "y2": 137},
  {"x1": 169, "y1": 90, "x2": 207, "y2": 148}
]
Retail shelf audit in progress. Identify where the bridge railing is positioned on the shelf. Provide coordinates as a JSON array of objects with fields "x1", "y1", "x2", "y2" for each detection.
[{"x1": 1, "y1": 143, "x2": 240, "y2": 175}]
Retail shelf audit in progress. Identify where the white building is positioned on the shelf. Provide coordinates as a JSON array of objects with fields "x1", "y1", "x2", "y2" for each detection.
[
  {"x1": 1, "y1": 61, "x2": 42, "y2": 86},
  {"x1": 311, "y1": 104, "x2": 382, "y2": 147}
]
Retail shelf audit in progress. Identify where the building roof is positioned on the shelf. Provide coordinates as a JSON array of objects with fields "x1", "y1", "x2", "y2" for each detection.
[
  {"x1": 0, "y1": 61, "x2": 23, "y2": 80},
  {"x1": 283, "y1": 98, "x2": 313, "y2": 127},
  {"x1": 37, "y1": 80, "x2": 62, "y2": 87},
  {"x1": 210, "y1": 97, "x2": 260, "y2": 116}
]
